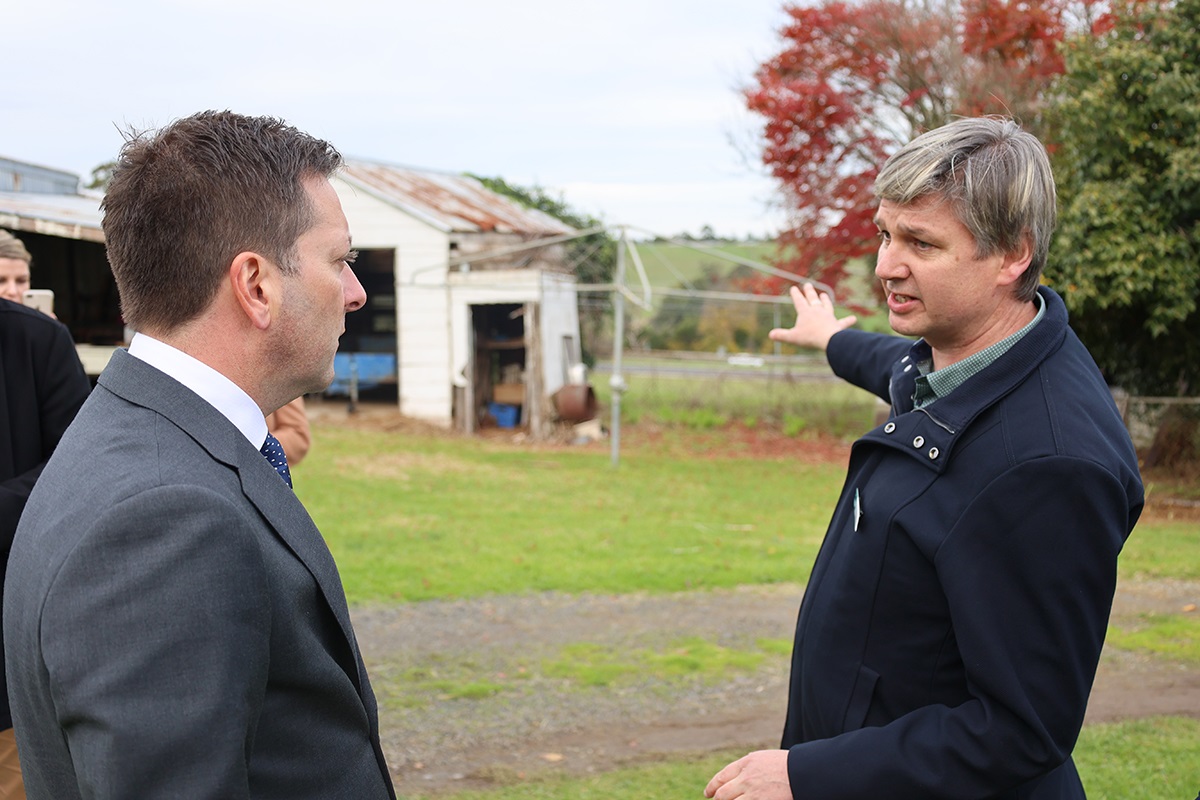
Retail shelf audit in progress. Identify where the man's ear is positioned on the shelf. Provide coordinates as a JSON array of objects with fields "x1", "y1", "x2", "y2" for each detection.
[
  {"x1": 997, "y1": 236, "x2": 1035, "y2": 288},
  {"x1": 229, "y1": 251, "x2": 276, "y2": 331}
]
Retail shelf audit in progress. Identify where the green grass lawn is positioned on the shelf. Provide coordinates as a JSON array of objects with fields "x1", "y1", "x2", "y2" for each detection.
[
  {"x1": 298, "y1": 412, "x2": 1195, "y2": 604},
  {"x1": 296, "y1": 427, "x2": 839, "y2": 603}
]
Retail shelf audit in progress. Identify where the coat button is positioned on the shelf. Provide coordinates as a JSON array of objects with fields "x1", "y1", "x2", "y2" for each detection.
[
  {"x1": 928, "y1": 447, "x2": 940, "y2": 460},
  {"x1": 884, "y1": 422, "x2": 896, "y2": 434},
  {"x1": 913, "y1": 435, "x2": 925, "y2": 448}
]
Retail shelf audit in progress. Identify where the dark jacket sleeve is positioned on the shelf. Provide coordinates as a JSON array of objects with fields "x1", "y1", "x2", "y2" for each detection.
[
  {"x1": 0, "y1": 311, "x2": 92, "y2": 548},
  {"x1": 825, "y1": 328, "x2": 912, "y2": 403}
]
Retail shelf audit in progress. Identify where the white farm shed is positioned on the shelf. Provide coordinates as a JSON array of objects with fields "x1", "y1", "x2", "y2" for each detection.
[{"x1": 332, "y1": 160, "x2": 584, "y2": 437}]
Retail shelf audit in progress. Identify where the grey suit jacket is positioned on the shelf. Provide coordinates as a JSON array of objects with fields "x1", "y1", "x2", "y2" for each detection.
[{"x1": 3, "y1": 350, "x2": 395, "y2": 800}]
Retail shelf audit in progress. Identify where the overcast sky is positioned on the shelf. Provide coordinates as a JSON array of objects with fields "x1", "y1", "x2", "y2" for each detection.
[{"x1": 5, "y1": 1, "x2": 794, "y2": 239}]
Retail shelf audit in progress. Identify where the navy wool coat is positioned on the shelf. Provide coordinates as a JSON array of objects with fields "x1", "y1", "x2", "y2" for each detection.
[{"x1": 782, "y1": 287, "x2": 1143, "y2": 799}]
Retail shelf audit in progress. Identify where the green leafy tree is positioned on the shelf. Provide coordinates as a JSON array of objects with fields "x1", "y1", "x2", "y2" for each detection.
[
  {"x1": 87, "y1": 161, "x2": 117, "y2": 190},
  {"x1": 1049, "y1": 0, "x2": 1200, "y2": 397}
]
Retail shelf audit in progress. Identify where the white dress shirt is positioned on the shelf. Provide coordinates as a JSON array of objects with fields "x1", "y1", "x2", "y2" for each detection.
[{"x1": 127, "y1": 333, "x2": 269, "y2": 450}]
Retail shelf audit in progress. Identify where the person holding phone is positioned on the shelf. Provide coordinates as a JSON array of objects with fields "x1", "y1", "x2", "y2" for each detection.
[{"x1": 0, "y1": 232, "x2": 55, "y2": 320}]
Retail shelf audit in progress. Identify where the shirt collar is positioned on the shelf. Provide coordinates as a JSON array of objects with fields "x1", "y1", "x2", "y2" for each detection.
[
  {"x1": 127, "y1": 333, "x2": 268, "y2": 449},
  {"x1": 913, "y1": 291, "x2": 1046, "y2": 409}
]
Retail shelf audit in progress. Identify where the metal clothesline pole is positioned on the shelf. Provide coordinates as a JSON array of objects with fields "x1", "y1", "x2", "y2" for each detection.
[{"x1": 610, "y1": 227, "x2": 628, "y2": 468}]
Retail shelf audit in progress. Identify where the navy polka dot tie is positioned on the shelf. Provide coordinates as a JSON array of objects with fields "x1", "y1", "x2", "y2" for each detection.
[{"x1": 260, "y1": 433, "x2": 293, "y2": 488}]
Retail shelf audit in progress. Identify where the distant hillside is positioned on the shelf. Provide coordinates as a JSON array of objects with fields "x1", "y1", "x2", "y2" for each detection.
[
  {"x1": 620, "y1": 239, "x2": 888, "y2": 350},
  {"x1": 626, "y1": 240, "x2": 879, "y2": 309},
  {"x1": 626, "y1": 240, "x2": 779, "y2": 293}
]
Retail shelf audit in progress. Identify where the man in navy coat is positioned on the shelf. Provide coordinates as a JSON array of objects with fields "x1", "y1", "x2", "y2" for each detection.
[
  {"x1": 4, "y1": 111, "x2": 395, "y2": 799},
  {"x1": 706, "y1": 117, "x2": 1143, "y2": 799}
]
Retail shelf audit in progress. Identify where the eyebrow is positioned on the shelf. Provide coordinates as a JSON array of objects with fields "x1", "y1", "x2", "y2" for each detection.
[{"x1": 875, "y1": 216, "x2": 937, "y2": 241}]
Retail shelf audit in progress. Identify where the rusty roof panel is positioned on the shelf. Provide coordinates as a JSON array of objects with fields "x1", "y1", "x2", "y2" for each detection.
[{"x1": 339, "y1": 160, "x2": 575, "y2": 237}]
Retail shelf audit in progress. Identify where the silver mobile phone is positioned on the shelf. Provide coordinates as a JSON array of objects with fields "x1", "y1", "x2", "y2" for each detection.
[{"x1": 22, "y1": 288, "x2": 54, "y2": 316}]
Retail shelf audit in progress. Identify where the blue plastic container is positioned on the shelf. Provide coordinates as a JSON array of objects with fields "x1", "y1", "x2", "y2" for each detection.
[{"x1": 488, "y1": 403, "x2": 519, "y2": 428}]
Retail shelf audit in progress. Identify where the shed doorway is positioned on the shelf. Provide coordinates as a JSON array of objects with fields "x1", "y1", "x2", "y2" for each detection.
[{"x1": 469, "y1": 303, "x2": 529, "y2": 431}]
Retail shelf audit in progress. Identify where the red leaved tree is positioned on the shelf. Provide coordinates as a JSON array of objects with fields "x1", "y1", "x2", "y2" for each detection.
[{"x1": 746, "y1": 0, "x2": 1087, "y2": 299}]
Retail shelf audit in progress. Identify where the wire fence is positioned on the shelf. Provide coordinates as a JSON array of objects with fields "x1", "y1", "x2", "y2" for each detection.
[
  {"x1": 590, "y1": 351, "x2": 884, "y2": 438},
  {"x1": 584, "y1": 352, "x2": 1198, "y2": 452},
  {"x1": 1116, "y1": 393, "x2": 1200, "y2": 451}
]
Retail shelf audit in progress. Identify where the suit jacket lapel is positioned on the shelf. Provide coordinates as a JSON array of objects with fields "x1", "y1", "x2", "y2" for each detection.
[
  {"x1": 96, "y1": 350, "x2": 367, "y2": 693},
  {"x1": 237, "y1": 464, "x2": 367, "y2": 692}
]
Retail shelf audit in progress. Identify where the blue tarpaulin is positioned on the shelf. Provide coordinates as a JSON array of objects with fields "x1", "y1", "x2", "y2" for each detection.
[{"x1": 327, "y1": 353, "x2": 397, "y2": 395}]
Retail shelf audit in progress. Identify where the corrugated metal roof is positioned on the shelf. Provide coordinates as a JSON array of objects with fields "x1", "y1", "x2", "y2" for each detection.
[
  {"x1": 339, "y1": 160, "x2": 575, "y2": 237},
  {"x1": 1, "y1": 163, "x2": 578, "y2": 244},
  {"x1": 0, "y1": 191, "x2": 105, "y2": 242},
  {"x1": 0, "y1": 156, "x2": 81, "y2": 195}
]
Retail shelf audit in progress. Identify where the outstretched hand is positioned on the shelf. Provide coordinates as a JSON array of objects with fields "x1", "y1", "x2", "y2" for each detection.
[
  {"x1": 704, "y1": 750, "x2": 791, "y2": 800},
  {"x1": 768, "y1": 283, "x2": 857, "y2": 352}
]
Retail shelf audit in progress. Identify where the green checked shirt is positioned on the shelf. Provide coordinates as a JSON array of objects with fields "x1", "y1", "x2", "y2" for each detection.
[{"x1": 912, "y1": 293, "x2": 1046, "y2": 409}]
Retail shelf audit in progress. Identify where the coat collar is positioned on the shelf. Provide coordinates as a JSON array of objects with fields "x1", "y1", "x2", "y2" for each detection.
[{"x1": 866, "y1": 287, "x2": 1069, "y2": 471}]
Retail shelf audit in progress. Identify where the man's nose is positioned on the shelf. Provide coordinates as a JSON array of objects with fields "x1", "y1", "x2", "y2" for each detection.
[
  {"x1": 874, "y1": 245, "x2": 906, "y2": 282},
  {"x1": 343, "y1": 266, "x2": 367, "y2": 312}
]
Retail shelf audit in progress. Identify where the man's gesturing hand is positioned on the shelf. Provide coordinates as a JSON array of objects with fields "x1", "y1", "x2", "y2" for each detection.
[
  {"x1": 704, "y1": 749, "x2": 791, "y2": 800},
  {"x1": 768, "y1": 283, "x2": 857, "y2": 353}
]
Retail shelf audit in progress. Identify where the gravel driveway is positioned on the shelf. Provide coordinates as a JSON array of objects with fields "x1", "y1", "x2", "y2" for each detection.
[{"x1": 353, "y1": 578, "x2": 1200, "y2": 796}]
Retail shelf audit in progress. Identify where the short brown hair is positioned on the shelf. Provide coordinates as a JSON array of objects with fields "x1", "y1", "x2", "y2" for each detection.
[
  {"x1": 101, "y1": 110, "x2": 343, "y2": 332},
  {"x1": 0, "y1": 230, "x2": 32, "y2": 265}
]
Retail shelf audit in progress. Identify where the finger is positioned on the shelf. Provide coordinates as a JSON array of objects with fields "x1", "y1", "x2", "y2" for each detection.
[
  {"x1": 809, "y1": 286, "x2": 830, "y2": 310},
  {"x1": 711, "y1": 775, "x2": 746, "y2": 800},
  {"x1": 704, "y1": 759, "x2": 743, "y2": 797},
  {"x1": 787, "y1": 285, "x2": 806, "y2": 313}
]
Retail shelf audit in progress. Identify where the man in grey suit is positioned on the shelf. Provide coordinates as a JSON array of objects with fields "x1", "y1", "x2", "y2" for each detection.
[{"x1": 3, "y1": 110, "x2": 395, "y2": 799}]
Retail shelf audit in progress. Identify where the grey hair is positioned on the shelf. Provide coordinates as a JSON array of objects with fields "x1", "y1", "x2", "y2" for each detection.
[{"x1": 874, "y1": 117, "x2": 1056, "y2": 300}]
